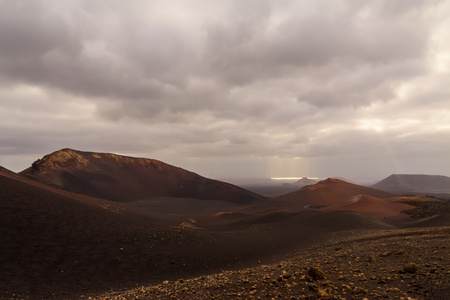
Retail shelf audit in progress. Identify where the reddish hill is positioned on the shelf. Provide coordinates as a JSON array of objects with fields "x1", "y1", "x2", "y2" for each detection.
[
  {"x1": 20, "y1": 148, "x2": 265, "y2": 204},
  {"x1": 323, "y1": 194, "x2": 414, "y2": 218},
  {"x1": 274, "y1": 178, "x2": 393, "y2": 209}
]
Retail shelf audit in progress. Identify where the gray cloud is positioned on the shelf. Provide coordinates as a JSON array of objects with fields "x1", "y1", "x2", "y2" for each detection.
[{"x1": 0, "y1": 0, "x2": 449, "y2": 180}]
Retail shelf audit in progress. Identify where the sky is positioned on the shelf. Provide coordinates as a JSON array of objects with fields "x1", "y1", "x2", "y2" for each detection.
[{"x1": 1, "y1": 0, "x2": 449, "y2": 182}]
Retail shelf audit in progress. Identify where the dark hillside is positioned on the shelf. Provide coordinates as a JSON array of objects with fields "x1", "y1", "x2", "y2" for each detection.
[{"x1": 20, "y1": 148, "x2": 266, "y2": 204}]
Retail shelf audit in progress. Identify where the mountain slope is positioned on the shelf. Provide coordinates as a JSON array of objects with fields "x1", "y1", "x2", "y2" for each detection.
[
  {"x1": 274, "y1": 178, "x2": 393, "y2": 209},
  {"x1": 20, "y1": 148, "x2": 265, "y2": 203},
  {"x1": 372, "y1": 174, "x2": 450, "y2": 194}
]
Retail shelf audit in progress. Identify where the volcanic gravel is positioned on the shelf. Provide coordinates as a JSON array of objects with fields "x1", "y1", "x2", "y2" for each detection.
[{"x1": 94, "y1": 226, "x2": 450, "y2": 299}]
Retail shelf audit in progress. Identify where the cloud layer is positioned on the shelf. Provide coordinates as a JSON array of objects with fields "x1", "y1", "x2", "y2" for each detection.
[{"x1": 1, "y1": 0, "x2": 449, "y2": 180}]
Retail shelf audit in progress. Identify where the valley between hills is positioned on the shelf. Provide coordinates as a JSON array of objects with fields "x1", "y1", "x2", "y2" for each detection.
[{"x1": 1, "y1": 149, "x2": 449, "y2": 299}]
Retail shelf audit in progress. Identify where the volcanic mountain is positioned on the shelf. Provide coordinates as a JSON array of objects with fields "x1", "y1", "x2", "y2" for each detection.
[
  {"x1": 294, "y1": 177, "x2": 318, "y2": 187},
  {"x1": 274, "y1": 178, "x2": 394, "y2": 209},
  {"x1": 372, "y1": 174, "x2": 450, "y2": 195},
  {"x1": 20, "y1": 148, "x2": 265, "y2": 203}
]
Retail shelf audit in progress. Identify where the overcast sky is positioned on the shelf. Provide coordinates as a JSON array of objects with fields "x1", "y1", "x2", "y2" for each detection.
[{"x1": 1, "y1": 0, "x2": 449, "y2": 181}]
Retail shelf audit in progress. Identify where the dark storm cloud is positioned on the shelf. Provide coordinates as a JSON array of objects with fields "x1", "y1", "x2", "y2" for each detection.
[
  {"x1": 0, "y1": 0, "x2": 449, "y2": 179},
  {"x1": 0, "y1": 0, "x2": 190, "y2": 106},
  {"x1": 0, "y1": 0, "x2": 434, "y2": 116}
]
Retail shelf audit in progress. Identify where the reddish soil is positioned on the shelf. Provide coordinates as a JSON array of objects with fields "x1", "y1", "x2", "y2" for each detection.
[{"x1": 324, "y1": 194, "x2": 414, "y2": 218}]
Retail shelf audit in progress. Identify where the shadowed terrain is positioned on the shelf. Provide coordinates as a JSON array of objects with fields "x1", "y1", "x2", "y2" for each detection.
[
  {"x1": 2, "y1": 151, "x2": 450, "y2": 299},
  {"x1": 5, "y1": 165, "x2": 395, "y2": 299},
  {"x1": 0, "y1": 168, "x2": 316, "y2": 299}
]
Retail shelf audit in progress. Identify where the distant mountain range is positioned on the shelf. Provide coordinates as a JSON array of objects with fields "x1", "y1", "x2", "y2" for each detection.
[
  {"x1": 20, "y1": 148, "x2": 265, "y2": 204},
  {"x1": 372, "y1": 174, "x2": 450, "y2": 195},
  {"x1": 10, "y1": 149, "x2": 450, "y2": 204}
]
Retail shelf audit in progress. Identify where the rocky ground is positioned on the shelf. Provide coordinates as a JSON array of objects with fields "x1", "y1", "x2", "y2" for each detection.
[{"x1": 94, "y1": 226, "x2": 450, "y2": 300}]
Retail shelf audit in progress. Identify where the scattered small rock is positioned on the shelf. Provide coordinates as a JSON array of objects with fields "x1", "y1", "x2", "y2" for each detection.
[
  {"x1": 307, "y1": 266, "x2": 325, "y2": 280},
  {"x1": 353, "y1": 286, "x2": 368, "y2": 294},
  {"x1": 367, "y1": 255, "x2": 377, "y2": 262},
  {"x1": 307, "y1": 283, "x2": 319, "y2": 292},
  {"x1": 317, "y1": 288, "x2": 329, "y2": 297},
  {"x1": 403, "y1": 262, "x2": 418, "y2": 274},
  {"x1": 396, "y1": 249, "x2": 406, "y2": 256}
]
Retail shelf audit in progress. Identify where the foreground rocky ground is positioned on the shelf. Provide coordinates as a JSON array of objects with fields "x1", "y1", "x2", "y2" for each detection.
[{"x1": 94, "y1": 226, "x2": 449, "y2": 300}]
